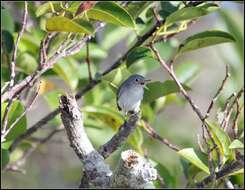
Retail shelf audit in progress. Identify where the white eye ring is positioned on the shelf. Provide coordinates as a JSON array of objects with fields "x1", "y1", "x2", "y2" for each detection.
[{"x1": 135, "y1": 78, "x2": 138, "y2": 82}]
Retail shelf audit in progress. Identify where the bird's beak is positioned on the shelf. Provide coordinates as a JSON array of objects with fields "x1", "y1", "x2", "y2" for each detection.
[
  {"x1": 143, "y1": 79, "x2": 151, "y2": 90},
  {"x1": 144, "y1": 85, "x2": 149, "y2": 90}
]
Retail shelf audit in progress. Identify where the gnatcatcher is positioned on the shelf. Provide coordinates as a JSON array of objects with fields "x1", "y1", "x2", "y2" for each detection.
[{"x1": 117, "y1": 74, "x2": 151, "y2": 115}]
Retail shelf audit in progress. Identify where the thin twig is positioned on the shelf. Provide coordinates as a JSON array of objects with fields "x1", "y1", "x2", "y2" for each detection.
[
  {"x1": 142, "y1": 120, "x2": 180, "y2": 152},
  {"x1": 1, "y1": 1, "x2": 28, "y2": 135},
  {"x1": 205, "y1": 64, "x2": 230, "y2": 119},
  {"x1": 98, "y1": 113, "x2": 139, "y2": 158},
  {"x1": 232, "y1": 100, "x2": 244, "y2": 138},
  {"x1": 86, "y1": 41, "x2": 93, "y2": 81},
  {"x1": 9, "y1": 19, "x2": 165, "y2": 152},
  {"x1": 150, "y1": 44, "x2": 224, "y2": 181},
  {"x1": 2, "y1": 81, "x2": 41, "y2": 141},
  {"x1": 196, "y1": 160, "x2": 243, "y2": 187},
  {"x1": 5, "y1": 128, "x2": 63, "y2": 173}
]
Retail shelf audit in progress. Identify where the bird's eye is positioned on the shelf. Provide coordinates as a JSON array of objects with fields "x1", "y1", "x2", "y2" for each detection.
[{"x1": 135, "y1": 78, "x2": 138, "y2": 82}]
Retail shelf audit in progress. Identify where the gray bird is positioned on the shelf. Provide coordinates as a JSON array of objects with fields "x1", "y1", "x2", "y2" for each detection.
[{"x1": 117, "y1": 74, "x2": 150, "y2": 115}]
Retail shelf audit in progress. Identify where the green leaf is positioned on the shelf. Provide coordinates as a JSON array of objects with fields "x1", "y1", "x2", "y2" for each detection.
[
  {"x1": 143, "y1": 80, "x2": 191, "y2": 103},
  {"x1": 155, "y1": 162, "x2": 176, "y2": 188},
  {"x1": 86, "y1": 1, "x2": 135, "y2": 28},
  {"x1": 227, "y1": 169, "x2": 244, "y2": 177},
  {"x1": 1, "y1": 100, "x2": 27, "y2": 141},
  {"x1": 128, "y1": 127, "x2": 143, "y2": 153},
  {"x1": 126, "y1": 2, "x2": 150, "y2": 19},
  {"x1": 229, "y1": 139, "x2": 244, "y2": 149},
  {"x1": 100, "y1": 25, "x2": 131, "y2": 50},
  {"x1": 175, "y1": 60, "x2": 201, "y2": 84},
  {"x1": 46, "y1": 16, "x2": 94, "y2": 34},
  {"x1": 81, "y1": 105, "x2": 124, "y2": 130},
  {"x1": 35, "y1": 1, "x2": 63, "y2": 17},
  {"x1": 16, "y1": 53, "x2": 38, "y2": 75},
  {"x1": 102, "y1": 66, "x2": 132, "y2": 88},
  {"x1": 1, "y1": 149, "x2": 9, "y2": 169},
  {"x1": 2, "y1": 30, "x2": 14, "y2": 53},
  {"x1": 126, "y1": 46, "x2": 155, "y2": 68},
  {"x1": 207, "y1": 122, "x2": 234, "y2": 164},
  {"x1": 52, "y1": 58, "x2": 80, "y2": 90},
  {"x1": 219, "y1": 10, "x2": 244, "y2": 63},
  {"x1": 165, "y1": 3, "x2": 219, "y2": 27},
  {"x1": 74, "y1": 43, "x2": 107, "y2": 60},
  {"x1": 62, "y1": 2, "x2": 81, "y2": 12},
  {"x1": 177, "y1": 148, "x2": 210, "y2": 174},
  {"x1": 1, "y1": 7, "x2": 15, "y2": 33},
  {"x1": 158, "y1": 1, "x2": 180, "y2": 20},
  {"x1": 177, "y1": 30, "x2": 236, "y2": 56}
]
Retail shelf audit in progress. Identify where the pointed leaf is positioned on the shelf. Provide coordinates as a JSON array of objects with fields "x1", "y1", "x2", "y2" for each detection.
[
  {"x1": 1, "y1": 100, "x2": 27, "y2": 141},
  {"x1": 46, "y1": 16, "x2": 94, "y2": 34},
  {"x1": 128, "y1": 127, "x2": 143, "y2": 153},
  {"x1": 207, "y1": 122, "x2": 234, "y2": 164},
  {"x1": 229, "y1": 139, "x2": 244, "y2": 149},
  {"x1": 177, "y1": 148, "x2": 210, "y2": 174},
  {"x1": 177, "y1": 30, "x2": 236, "y2": 56},
  {"x1": 86, "y1": 2, "x2": 135, "y2": 28},
  {"x1": 143, "y1": 80, "x2": 191, "y2": 103},
  {"x1": 126, "y1": 46, "x2": 155, "y2": 68},
  {"x1": 165, "y1": 3, "x2": 219, "y2": 27},
  {"x1": 36, "y1": 2, "x2": 63, "y2": 17},
  {"x1": 81, "y1": 105, "x2": 124, "y2": 130}
]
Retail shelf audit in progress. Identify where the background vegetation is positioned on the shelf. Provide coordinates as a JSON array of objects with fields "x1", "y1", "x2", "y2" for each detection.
[{"x1": 1, "y1": 1, "x2": 244, "y2": 188}]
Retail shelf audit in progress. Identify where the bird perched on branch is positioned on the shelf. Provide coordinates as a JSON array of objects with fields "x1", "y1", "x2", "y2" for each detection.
[{"x1": 117, "y1": 74, "x2": 150, "y2": 115}]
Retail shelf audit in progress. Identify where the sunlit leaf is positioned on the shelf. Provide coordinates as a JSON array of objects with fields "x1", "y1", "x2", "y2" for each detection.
[
  {"x1": 1, "y1": 100, "x2": 27, "y2": 141},
  {"x1": 177, "y1": 148, "x2": 210, "y2": 174},
  {"x1": 16, "y1": 53, "x2": 38, "y2": 75},
  {"x1": 165, "y1": 3, "x2": 219, "y2": 27},
  {"x1": 102, "y1": 66, "x2": 132, "y2": 88},
  {"x1": 177, "y1": 30, "x2": 236, "y2": 56},
  {"x1": 52, "y1": 58, "x2": 80, "y2": 90},
  {"x1": 35, "y1": 1, "x2": 63, "y2": 17},
  {"x1": 229, "y1": 139, "x2": 244, "y2": 149},
  {"x1": 46, "y1": 16, "x2": 94, "y2": 34},
  {"x1": 86, "y1": 1, "x2": 135, "y2": 28},
  {"x1": 81, "y1": 105, "x2": 124, "y2": 130},
  {"x1": 207, "y1": 121, "x2": 234, "y2": 164},
  {"x1": 128, "y1": 127, "x2": 144, "y2": 153},
  {"x1": 227, "y1": 168, "x2": 244, "y2": 177},
  {"x1": 143, "y1": 80, "x2": 191, "y2": 103}
]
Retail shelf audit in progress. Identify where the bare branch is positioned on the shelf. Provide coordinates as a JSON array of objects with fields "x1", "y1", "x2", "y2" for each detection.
[
  {"x1": 98, "y1": 114, "x2": 139, "y2": 159},
  {"x1": 2, "y1": 81, "x2": 41, "y2": 141},
  {"x1": 142, "y1": 120, "x2": 180, "y2": 152},
  {"x1": 196, "y1": 160, "x2": 243, "y2": 187},
  {"x1": 9, "y1": 1, "x2": 28, "y2": 88},
  {"x1": 1, "y1": 1, "x2": 28, "y2": 135},
  {"x1": 111, "y1": 149, "x2": 157, "y2": 188},
  {"x1": 59, "y1": 95, "x2": 112, "y2": 188},
  {"x1": 205, "y1": 64, "x2": 230, "y2": 119}
]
